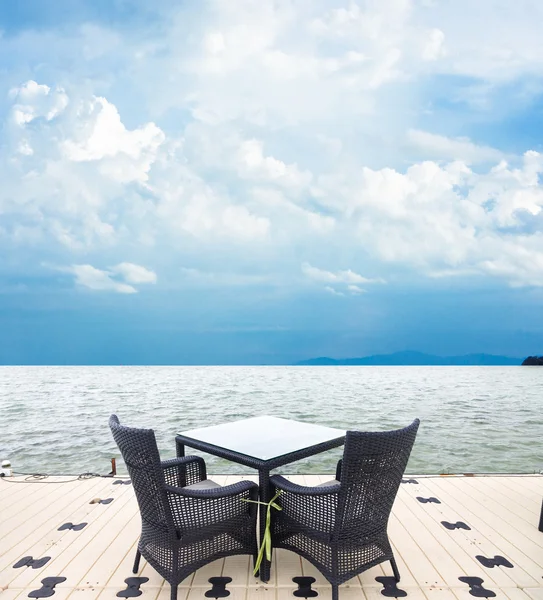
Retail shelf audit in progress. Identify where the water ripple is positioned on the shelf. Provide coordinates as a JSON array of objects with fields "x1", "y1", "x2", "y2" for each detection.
[{"x1": 0, "y1": 366, "x2": 542, "y2": 475}]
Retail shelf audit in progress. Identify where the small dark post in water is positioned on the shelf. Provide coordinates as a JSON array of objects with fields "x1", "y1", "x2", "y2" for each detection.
[{"x1": 110, "y1": 458, "x2": 117, "y2": 477}]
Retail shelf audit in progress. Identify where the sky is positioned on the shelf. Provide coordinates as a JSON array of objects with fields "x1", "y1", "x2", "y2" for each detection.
[{"x1": 1, "y1": 0, "x2": 543, "y2": 365}]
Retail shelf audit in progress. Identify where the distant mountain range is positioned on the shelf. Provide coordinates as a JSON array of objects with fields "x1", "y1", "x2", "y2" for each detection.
[{"x1": 296, "y1": 351, "x2": 522, "y2": 366}]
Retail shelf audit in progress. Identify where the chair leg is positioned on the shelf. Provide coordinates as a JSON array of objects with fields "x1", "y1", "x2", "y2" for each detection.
[
  {"x1": 132, "y1": 549, "x2": 141, "y2": 574},
  {"x1": 170, "y1": 584, "x2": 178, "y2": 600},
  {"x1": 390, "y1": 557, "x2": 400, "y2": 582},
  {"x1": 332, "y1": 583, "x2": 339, "y2": 600}
]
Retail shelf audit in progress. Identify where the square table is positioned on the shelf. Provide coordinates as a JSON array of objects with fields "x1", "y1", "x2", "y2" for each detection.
[{"x1": 175, "y1": 415, "x2": 345, "y2": 582}]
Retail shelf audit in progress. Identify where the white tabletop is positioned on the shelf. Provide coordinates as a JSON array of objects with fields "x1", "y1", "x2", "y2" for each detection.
[{"x1": 178, "y1": 416, "x2": 345, "y2": 461}]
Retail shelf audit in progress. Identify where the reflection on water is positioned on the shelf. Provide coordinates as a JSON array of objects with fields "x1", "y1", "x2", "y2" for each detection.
[{"x1": 1, "y1": 366, "x2": 542, "y2": 475}]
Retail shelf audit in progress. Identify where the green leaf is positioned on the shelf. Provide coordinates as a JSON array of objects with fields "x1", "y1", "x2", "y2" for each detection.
[
  {"x1": 265, "y1": 528, "x2": 272, "y2": 561},
  {"x1": 245, "y1": 490, "x2": 282, "y2": 575},
  {"x1": 252, "y1": 543, "x2": 265, "y2": 576}
]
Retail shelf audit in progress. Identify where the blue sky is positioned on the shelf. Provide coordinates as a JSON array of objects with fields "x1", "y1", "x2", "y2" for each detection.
[{"x1": 1, "y1": 0, "x2": 543, "y2": 364}]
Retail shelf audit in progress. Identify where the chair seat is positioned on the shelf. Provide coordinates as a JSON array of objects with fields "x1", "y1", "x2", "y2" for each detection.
[
  {"x1": 317, "y1": 479, "x2": 340, "y2": 487},
  {"x1": 184, "y1": 479, "x2": 221, "y2": 490}
]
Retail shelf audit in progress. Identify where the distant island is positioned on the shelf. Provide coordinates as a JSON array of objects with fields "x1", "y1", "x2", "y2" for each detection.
[
  {"x1": 296, "y1": 350, "x2": 522, "y2": 366},
  {"x1": 521, "y1": 356, "x2": 543, "y2": 365}
]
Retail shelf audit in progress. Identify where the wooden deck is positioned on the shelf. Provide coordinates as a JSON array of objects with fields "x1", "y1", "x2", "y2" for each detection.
[{"x1": 1, "y1": 474, "x2": 542, "y2": 600}]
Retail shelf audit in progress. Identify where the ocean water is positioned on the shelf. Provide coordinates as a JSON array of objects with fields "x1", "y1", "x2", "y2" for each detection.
[{"x1": 1, "y1": 366, "x2": 541, "y2": 476}]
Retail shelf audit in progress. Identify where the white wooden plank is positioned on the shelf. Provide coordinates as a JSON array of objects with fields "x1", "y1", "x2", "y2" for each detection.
[
  {"x1": 440, "y1": 478, "x2": 543, "y2": 546},
  {"x1": 101, "y1": 537, "x2": 141, "y2": 590},
  {"x1": 246, "y1": 586, "x2": 276, "y2": 600},
  {"x1": 389, "y1": 493, "x2": 466, "y2": 586},
  {"x1": 461, "y1": 477, "x2": 540, "y2": 520},
  {"x1": 0, "y1": 477, "x2": 103, "y2": 534},
  {"x1": 388, "y1": 513, "x2": 447, "y2": 587},
  {"x1": 1, "y1": 475, "x2": 542, "y2": 600},
  {"x1": 393, "y1": 485, "x2": 525, "y2": 588},
  {"x1": 274, "y1": 549, "x2": 301, "y2": 587},
  {"x1": 191, "y1": 558, "x2": 225, "y2": 587},
  {"x1": 501, "y1": 588, "x2": 537, "y2": 600},
  {"x1": 0, "y1": 477, "x2": 116, "y2": 579},
  {"x1": 223, "y1": 555, "x2": 251, "y2": 588},
  {"x1": 78, "y1": 512, "x2": 142, "y2": 588},
  {"x1": 423, "y1": 477, "x2": 543, "y2": 583},
  {"x1": 480, "y1": 478, "x2": 541, "y2": 515},
  {"x1": 9, "y1": 485, "x2": 137, "y2": 590}
]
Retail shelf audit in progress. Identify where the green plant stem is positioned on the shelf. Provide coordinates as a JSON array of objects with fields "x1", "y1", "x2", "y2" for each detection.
[{"x1": 242, "y1": 489, "x2": 282, "y2": 575}]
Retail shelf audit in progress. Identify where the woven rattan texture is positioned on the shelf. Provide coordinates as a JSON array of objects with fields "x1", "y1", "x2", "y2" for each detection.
[
  {"x1": 270, "y1": 419, "x2": 420, "y2": 600},
  {"x1": 109, "y1": 415, "x2": 258, "y2": 600}
]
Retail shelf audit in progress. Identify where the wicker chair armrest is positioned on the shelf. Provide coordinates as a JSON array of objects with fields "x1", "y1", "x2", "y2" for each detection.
[
  {"x1": 165, "y1": 481, "x2": 259, "y2": 534},
  {"x1": 270, "y1": 474, "x2": 341, "y2": 496},
  {"x1": 270, "y1": 475, "x2": 339, "y2": 535},
  {"x1": 165, "y1": 480, "x2": 258, "y2": 499},
  {"x1": 161, "y1": 456, "x2": 206, "y2": 487}
]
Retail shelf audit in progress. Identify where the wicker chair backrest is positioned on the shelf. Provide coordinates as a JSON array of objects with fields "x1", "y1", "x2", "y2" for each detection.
[
  {"x1": 336, "y1": 419, "x2": 420, "y2": 534},
  {"x1": 109, "y1": 414, "x2": 174, "y2": 532}
]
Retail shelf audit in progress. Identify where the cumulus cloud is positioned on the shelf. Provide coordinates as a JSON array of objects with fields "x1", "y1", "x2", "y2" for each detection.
[
  {"x1": 111, "y1": 263, "x2": 157, "y2": 284},
  {"x1": 58, "y1": 263, "x2": 157, "y2": 293},
  {"x1": 62, "y1": 97, "x2": 165, "y2": 184},
  {"x1": 3, "y1": 0, "x2": 543, "y2": 294},
  {"x1": 9, "y1": 80, "x2": 69, "y2": 125},
  {"x1": 67, "y1": 265, "x2": 137, "y2": 294},
  {"x1": 1, "y1": 82, "x2": 270, "y2": 251},
  {"x1": 237, "y1": 140, "x2": 312, "y2": 189}
]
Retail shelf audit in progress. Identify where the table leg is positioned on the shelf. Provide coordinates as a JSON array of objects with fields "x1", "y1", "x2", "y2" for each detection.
[
  {"x1": 539, "y1": 498, "x2": 543, "y2": 532},
  {"x1": 258, "y1": 469, "x2": 272, "y2": 582},
  {"x1": 175, "y1": 439, "x2": 187, "y2": 488}
]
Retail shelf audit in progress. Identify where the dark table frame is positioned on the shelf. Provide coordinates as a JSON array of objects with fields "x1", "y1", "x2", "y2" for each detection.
[{"x1": 175, "y1": 431, "x2": 345, "y2": 582}]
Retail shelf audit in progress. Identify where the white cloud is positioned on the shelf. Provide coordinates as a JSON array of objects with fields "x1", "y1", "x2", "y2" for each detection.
[
  {"x1": 478, "y1": 241, "x2": 543, "y2": 287},
  {"x1": 237, "y1": 140, "x2": 312, "y2": 189},
  {"x1": 68, "y1": 264, "x2": 137, "y2": 294},
  {"x1": 3, "y1": 0, "x2": 543, "y2": 294},
  {"x1": 111, "y1": 263, "x2": 157, "y2": 284},
  {"x1": 302, "y1": 263, "x2": 382, "y2": 285},
  {"x1": 422, "y1": 28, "x2": 445, "y2": 61},
  {"x1": 9, "y1": 80, "x2": 69, "y2": 125},
  {"x1": 347, "y1": 284, "x2": 365, "y2": 295},
  {"x1": 1, "y1": 83, "x2": 270, "y2": 250},
  {"x1": 303, "y1": 263, "x2": 382, "y2": 296},
  {"x1": 62, "y1": 96, "x2": 165, "y2": 183},
  {"x1": 4, "y1": 75, "x2": 543, "y2": 291},
  {"x1": 416, "y1": 0, "x2": 543, "y2": 81},
  {"x1": 407, "y1": 130, "x2": 504, "y2": 164},
  {"x1": 324, "y1": 286, "x2": 344, "y2": 296},
  {"x1": 60, "y1": 262, "x2": 157, "y2": 293}
]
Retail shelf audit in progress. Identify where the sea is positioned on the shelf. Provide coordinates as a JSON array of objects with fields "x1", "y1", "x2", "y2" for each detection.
[{"x1": 1, "y1": 366, "x2": 541, "y2": 476}]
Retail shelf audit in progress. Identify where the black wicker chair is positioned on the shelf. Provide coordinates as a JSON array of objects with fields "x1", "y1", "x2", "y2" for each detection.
[
  {"x1": 270, "y1": 419, "x2": 420, "y2": 600},
  {"x1": 109, "y1": 415, "x2": 258, "y2": 600}
]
